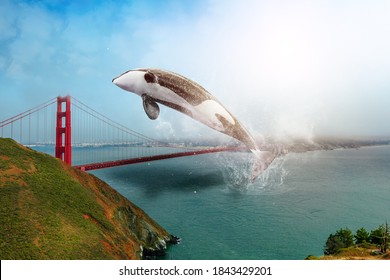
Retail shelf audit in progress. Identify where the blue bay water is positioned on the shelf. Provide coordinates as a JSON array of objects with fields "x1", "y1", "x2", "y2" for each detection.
[{"x1": 86, "y1": 145, "x2": 390, "y2": 260}]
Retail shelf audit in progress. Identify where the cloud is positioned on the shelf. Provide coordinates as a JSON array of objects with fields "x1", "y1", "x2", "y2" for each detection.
[
  {"x1": 134, "y1": 0, "x2": 390, "y2": 138},
  {"x1": 1, "y1": 0, "x2": 390, "y2": 141},
  {"x1": 153, "y1": 118, "x2": 175, "y2": 140}
]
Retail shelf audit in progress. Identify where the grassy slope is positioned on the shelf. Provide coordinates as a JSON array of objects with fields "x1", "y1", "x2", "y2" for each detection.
[
  {"x1": 0, "y1": 138, "x2": 174, "y2": 259},
  {"x1": 319, "y1": 246, "x2": 390, "y2": 260},
  {"x1": 307, "y1": 245, "x2": 390, "y2": 260}
]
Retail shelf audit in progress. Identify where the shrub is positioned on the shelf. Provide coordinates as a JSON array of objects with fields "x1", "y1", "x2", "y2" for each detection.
[{"x1": 305, "y1": 255, "x2": 320, "y2": 260}]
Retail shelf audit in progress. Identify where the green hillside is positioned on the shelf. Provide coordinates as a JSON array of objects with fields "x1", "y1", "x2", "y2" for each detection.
[{"x1": 0, "y1": 138, "x2": 177, "y2": 259}]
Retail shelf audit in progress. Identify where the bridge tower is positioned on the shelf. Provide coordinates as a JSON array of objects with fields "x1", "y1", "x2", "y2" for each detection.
[{"x1": 55, "y1": 96, "x2": 72, "y2": 165}]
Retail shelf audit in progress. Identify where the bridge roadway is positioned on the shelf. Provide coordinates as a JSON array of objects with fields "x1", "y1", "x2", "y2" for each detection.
[{"x1": 74, "y1": 146, "x2": 247, "y2": 171}]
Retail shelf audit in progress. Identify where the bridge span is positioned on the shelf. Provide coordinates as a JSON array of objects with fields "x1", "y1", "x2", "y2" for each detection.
[
  {"x1": 74, "y1": 146, "x2": 245, "y2": 171},
  {"x1": 1, "y1": 95, "x2": 247, "y2": 171}
]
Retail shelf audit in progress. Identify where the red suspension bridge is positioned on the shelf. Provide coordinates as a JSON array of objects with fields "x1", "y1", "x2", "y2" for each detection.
[{"x1": 0, "y1": 96, "x2": 244, "y2": 171}]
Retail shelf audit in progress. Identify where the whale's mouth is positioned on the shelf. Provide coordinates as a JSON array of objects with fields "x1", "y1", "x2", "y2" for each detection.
[
  {"x1": 112, "y1": 75, "x2": 123, "y2": 85},
  {"x1": 112, "y1": 77, "x2": 124, "y2": 89},
  {"x1": 112, "y1": 69, "x2": 136, "y2": 84},
  {"x1": 112, "y1": 73, "x2": 132, "y2": 91}
]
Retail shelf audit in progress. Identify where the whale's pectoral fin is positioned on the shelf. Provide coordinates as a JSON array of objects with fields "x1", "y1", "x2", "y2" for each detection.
[{"x1": 142, "y1": 94, "x2": 160, "y2": 120}]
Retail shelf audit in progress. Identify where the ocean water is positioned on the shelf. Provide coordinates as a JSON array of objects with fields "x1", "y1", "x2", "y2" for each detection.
[{"x1": 89, "y1": 145, "x2": 390, "y2": 260}]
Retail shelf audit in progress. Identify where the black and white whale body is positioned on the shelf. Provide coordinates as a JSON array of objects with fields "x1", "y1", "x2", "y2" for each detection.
[{"x1": 112, "y1": 68, "x2": 276, "y2": 180}]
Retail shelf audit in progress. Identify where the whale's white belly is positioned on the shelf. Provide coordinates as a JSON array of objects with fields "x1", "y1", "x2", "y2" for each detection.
[{"x1": 150, "y1": 85, "x2": 234, "y2": 132}]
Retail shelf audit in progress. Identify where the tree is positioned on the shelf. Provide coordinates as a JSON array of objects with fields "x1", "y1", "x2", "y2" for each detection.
[
  {"x1": 354, "y1": 227, "x2": 370, "y2": 244},
  {"x1": 336, "y1": 228, "x2": 354, "y2": 247},
  {"x1": 385, "y1": 222, "x2": 389, "y2": 253},
  {"x1": 324, "y1": 233, "x2": 343, "y2": 255},
  {"x1": 370, "y1": 223, "x2": 389, "y2": 253},
  {"x1": 324, "y1": 228, "x2": 354, "y2": 255},
  {"x1": 370, "y1": 224, "x2": 385, "y2": 246}
]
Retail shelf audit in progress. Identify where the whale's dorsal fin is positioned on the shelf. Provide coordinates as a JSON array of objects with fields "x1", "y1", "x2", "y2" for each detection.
[{"x1": 142, "y1": 94, "x2": 160, "y2": 120}]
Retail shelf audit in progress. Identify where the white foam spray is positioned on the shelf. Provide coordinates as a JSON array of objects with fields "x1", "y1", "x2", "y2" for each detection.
[{"x1": 218, "y1": 151, "x2": 290, "y2": 195}]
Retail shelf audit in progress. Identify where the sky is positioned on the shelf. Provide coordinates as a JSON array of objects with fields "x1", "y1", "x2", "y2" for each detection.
[{"x1": 1, "y1": 0, "x2": 390, "y2": 143}]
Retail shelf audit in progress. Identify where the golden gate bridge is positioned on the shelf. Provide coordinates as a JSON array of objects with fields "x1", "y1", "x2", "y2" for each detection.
[{"x1": 0, "y1": 96, "x2": 245, "y2": 171}]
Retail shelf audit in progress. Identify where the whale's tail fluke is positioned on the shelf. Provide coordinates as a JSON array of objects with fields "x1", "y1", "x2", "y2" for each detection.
[{"x1": 250, "y1": 146, "x2": 285, "y2": 181}]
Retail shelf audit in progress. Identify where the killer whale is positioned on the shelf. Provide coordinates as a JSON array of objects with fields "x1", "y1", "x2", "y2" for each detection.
[{"x1": 112, "y1": 68, "x2": 276, "y2": 180}]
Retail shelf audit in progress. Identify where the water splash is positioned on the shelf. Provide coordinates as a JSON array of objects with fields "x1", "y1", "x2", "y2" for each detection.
[{"x1": 218, "y1": 152, "x2": 290, "y2": 195}]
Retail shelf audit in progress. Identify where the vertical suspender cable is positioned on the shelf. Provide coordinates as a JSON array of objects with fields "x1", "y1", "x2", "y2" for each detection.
[{"x1": 20, "y1": 118, "x2": 22, "y2": 144}]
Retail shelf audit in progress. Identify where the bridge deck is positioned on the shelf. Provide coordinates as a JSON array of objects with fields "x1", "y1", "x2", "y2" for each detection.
[{"x1": 74, "y1": 146, "x2": 246, "y2": 171}]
